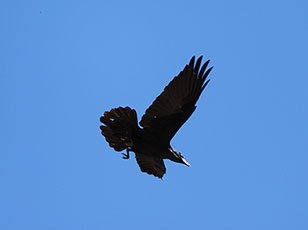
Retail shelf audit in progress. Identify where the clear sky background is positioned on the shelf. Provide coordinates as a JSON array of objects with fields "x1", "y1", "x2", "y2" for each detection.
[{"x1": 1, "y1": 0, "x2": 308, "y2": 229}]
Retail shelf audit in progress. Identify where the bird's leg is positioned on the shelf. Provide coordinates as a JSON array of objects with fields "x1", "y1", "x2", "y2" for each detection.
[{"x1": 122, "y1": 148, "x2": 130, "y2": 159}]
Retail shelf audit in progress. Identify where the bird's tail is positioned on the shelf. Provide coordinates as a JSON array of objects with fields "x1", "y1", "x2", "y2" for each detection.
[{"x1": 100, "y1": 106, "x2": 138, "y2": 151}]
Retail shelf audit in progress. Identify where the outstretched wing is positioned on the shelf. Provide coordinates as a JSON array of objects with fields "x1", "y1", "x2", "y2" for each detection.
[
  {"x1": 135, "y1": 153, "x2": 166, "y2": 179},
  {"x1": 139, "y1": 56, "x2": 213, "y2": 142}
]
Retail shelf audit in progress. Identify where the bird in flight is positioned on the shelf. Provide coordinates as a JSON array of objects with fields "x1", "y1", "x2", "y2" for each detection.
[{"x1": 100, "y1": 56, "x2": 213, "y2": 179}]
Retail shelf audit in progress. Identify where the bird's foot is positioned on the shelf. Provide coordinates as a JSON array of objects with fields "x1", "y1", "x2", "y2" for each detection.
[{"x1": 122, "y1": 148, "x2": 130, "y2": 159}]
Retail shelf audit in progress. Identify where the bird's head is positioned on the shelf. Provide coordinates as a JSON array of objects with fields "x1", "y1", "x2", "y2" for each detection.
[{"x1": 169, "y1": 148, "x2": 191, "y2": 167}]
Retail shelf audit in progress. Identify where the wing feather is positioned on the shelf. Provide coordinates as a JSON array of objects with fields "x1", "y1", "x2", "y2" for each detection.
[
  {"x1": 135, "y1": 153, "x2": 166, "y2": 179},
  {"x1": 139, "y1": 56, "x2": 212, "y2": 142}
]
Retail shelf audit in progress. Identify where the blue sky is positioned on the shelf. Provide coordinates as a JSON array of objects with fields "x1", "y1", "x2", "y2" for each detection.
[{"x1": 1, "y1": 0, "x2": 308, "y2": 229}]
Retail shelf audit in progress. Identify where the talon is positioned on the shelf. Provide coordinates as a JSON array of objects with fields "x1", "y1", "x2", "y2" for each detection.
[
  {"x1": 122, "y1": 153, "x2": 129, "y2": 159},
  {"x1": 122, "y1": 148, "x2": 130, "y2": 159}
]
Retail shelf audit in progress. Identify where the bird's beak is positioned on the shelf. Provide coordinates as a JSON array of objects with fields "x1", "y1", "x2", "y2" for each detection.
[{"x1": 182, "y1": 158, "x2": 191, "y2": 167}]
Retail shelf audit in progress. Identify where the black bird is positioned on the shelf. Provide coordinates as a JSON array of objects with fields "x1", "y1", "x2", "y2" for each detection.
[{"x1": 100, "y1": 56, "x2": 213, "y2": 179}]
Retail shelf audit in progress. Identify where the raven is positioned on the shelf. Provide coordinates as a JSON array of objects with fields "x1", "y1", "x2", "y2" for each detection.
[{"x1": 100, "y1": 56, "x2": 213, "y2": 179}]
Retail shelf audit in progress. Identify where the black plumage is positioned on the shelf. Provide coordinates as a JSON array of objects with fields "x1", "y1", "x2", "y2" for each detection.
[{"x1": 100, "y1": 56, "x2": 213, "y2": 178}]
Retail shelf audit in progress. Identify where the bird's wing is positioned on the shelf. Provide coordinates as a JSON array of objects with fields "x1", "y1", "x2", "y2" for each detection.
[
  {"x1": 135, "y1": 153, "x2": 166, "y2": 179},
  {"x1": 139, "y1": 56, "x2": 212, "y2": 142}
]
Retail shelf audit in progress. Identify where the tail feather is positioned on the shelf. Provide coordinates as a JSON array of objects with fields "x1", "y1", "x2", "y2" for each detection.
[{"x1": 100, "y1": 106, "x2": 138, "y2": 151}]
